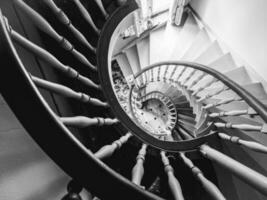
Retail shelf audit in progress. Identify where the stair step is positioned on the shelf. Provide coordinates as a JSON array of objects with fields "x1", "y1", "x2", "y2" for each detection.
[
  {"x1": 124, "y1": 46, "x2": 141, "y2": 75},
  {"x1": 172, "y1": 95, "x2": 187, "y2": 103},
  {"x1": 194, "y1": 41, "x2": 224, "y2": 65},
  {"x1": 149, "y1": 27, "x2": 166, "y2": 64},
  {"x1": 179, "y1": 123, "x2": 195, "y2": 134},
  {"x1": 223, "y1": 66, "x2": 252, "y2": 85},
  {"x1": 176, "y1": 102, "x2": 190, "y2": 108},
  {"x1": 178, "y1": 110, "x2": 196, "y2": 118},
  {"x1": 181, "y1": 28, "x2": 212, "y2": 61},
  {"x1": 202, "y1": 82, "x2": 267, "y2": 102},
  {"x1": 149, "y1": 6, "x2": 169, "y2": 64},
  {"x1": 157, "y1": 18, "x2": 185, "y2": 62},
  {"x1": 136, "y1": 37, "x2": 150, "y2": 69},
  {"x1": 178, "y1": 114, "x2": 196, "y2": 123},
  {"x1": 169, "y1": 13, "x2": 200, "y2": 60},
  {"x1": 178, "y1": 119, "x2": 196, "y2": 129},
  {"x1": 209, "y1": 53, "x2": 238, "y2": 73}
]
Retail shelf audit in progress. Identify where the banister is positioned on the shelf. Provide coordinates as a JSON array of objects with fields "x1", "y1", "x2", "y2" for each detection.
[
  {"x1": 0, "y1": 6, "x2": 166, "y2": 200},
  {"x1": 133, "y1": 61, "x2": 267, "y2": 123}
]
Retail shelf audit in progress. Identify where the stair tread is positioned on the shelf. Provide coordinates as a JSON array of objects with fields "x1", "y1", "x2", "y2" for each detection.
[
  {"x1": 181, "y1": 28, "x2": 212, "y2": 61},
  {"x1": 194, "y1": 40, "x2": 224, "y2": 65},
  {"x1": 169, "y1": 13, "x2": 201, "y2": 60},
  {"x1": 201, "y1": 82, "x2": 267, "y2": 102},
  {"x1": 209, "y1": 53, "x2": 238, "y2": 73},
  {"x1": 136, "y1": 37, "x2": 150, "y2": 69},
  {"x1": 223, "y1": 66, "x2": 252, "y2": 85},
  {"x1": 149, "y1": 27, "x2": 166, "y2": 64},
  {"x1": 149, "y1": 5, "x2": 171, "y2": 63}
]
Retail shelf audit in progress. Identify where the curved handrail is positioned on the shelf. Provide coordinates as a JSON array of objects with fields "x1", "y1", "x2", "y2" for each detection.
[
  {"x1": 97, "y1": 2, "x2": 218, "y2": 152},
  {"x1": 0, "y1": 8, "x2": 164, "y2": 200},
  {"x1": 134, "y1": 61, "x2": 267, "y2": 123}
]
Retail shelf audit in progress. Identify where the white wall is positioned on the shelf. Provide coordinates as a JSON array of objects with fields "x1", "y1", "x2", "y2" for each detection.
[{"x1": 191, "y1": 0, "x2": 267, "y2": 83}]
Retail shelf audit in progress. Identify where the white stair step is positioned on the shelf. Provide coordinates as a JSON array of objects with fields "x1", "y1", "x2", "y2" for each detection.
[
  {"x1": 169, "y1": 13, "x2": 201, "y2": 60},
  {"x1": 181, "y1": 28, "x2": 212, "y2": 61},
  {"x1": 115, "y1": 54, "x2": 134, "y2": 84},
  {"x1": 209, "y1": 53, "x2": 237, "y2": 73},
  {"x1": 124, "y1": 46, "x2": 141, "y2": 75},
  {"x1": 243, "y1": 82, "x2": 267, "y2": 100},
  {"x1": 203, "y1": 82, "x2": 267, "y2": 102},
  {"x1": 156, "y1": 21, "x2": 184, "y2": 62},
  {"x1": 190, "y1": 66, "x2": 252, "y2": 91},
  {"x1": 194, "y1": 41, "x2": 224, "y2": 65},
  {"x1": 223, "y1": 66, "x2": 252, "y2": 85},
  {"x1": 149, "y1": 26, "x2": 166, "y2": 64},
  {"x1": 136, "y1": 37, "x2": 150, "y2": 69},
  {"x1": 144, "y1": 82, "x2": 171, "y2": 95}
]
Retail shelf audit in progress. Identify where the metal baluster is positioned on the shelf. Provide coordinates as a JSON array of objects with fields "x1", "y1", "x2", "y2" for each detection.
[
  {"x1": 14, "y1": 0, "x2": 97, "y2": 71},
  {"x1": 163, "y1": 65, "x2": 169, "y2": 83},
  {"x1": 169, "y1": 65, "x2": 177, "y2": 81},
  {"x1": 176, "y1": 66, "x2": 186, "y2": 83},
  {"x1": 151, "y1": 68, "x2": 154, "y2": 82},
  {"x1": 157, "y1": 66, "x2": 161, "y2": 81}
]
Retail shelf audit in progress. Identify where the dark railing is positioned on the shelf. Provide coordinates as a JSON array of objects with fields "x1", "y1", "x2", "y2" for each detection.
[
  {"x1": 0, "y1": 2, "x2": 166, "y2": 200},
  {"x1": 127, "y1": 61, "x2": 267, "y2": 196},
  {"x1": 2, "y1": 0, "x2": 267, "y2": 200}
]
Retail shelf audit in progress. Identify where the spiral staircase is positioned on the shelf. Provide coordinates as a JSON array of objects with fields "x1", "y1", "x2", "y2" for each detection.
[{"x1": 1, "y1": 0, "x2": 267, "y2": 200}]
